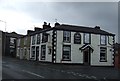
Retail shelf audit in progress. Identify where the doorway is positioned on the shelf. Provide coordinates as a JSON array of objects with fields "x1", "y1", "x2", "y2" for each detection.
[
  {"x1": 36, "y1": 46, "x2": 39, "y2": 61},
  {"x1": 83, "y1": 49, "x2": 90, "y2": 65}
]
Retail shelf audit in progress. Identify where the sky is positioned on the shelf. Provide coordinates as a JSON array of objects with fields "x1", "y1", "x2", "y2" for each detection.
[{"x1": 0, "y1": 0, "x2": 118, "y2": 42}]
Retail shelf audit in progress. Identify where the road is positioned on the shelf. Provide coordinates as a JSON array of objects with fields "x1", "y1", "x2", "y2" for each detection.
[{"x1": 2, "y1": 57, "x2": 120, "y2": 80}]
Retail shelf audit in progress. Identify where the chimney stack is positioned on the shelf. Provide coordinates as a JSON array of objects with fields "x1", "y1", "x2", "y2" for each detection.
[
  {"x1": 54, "y1": 22, "x2": 60, "y2": 27},
  {"x1": 27, "y1": 30, "x2": 34, "y2": 35},
  {"x1": 43, "y1": 22, "x2": 51, "y2": 29},
  {"x1": 34, "y1": 27, "x2": 42, "y2": 31},
  {"x1": 95, "y1": 26, "x2": 100, "y2": 29}
]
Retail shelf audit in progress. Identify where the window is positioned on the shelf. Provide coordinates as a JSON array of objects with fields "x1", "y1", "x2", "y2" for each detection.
[
  {"x1": 62, "y1": 45, "x2": 71, "y2": 61},
  {"x1": 17, "y1": 39, "x2": 20, "y2": 46},
  {"x1": 100, "y1": 35, "x2": 106, "y2": 45},
  {"x1": 100, "y1": 47, "x2": 107, "y2": 62},
  {"x1": 84, "y1": 33, "x2": 91, "y2": 44},
  {"x1": 74, "y1": 32, "x2": 81, "y2": 44},
  {"x1": 24, "y1": 37, "x2": 27, "y2": 45},
  {"x1": 10, "y1": 38, "x2": 16, "y2": 45},
  {"x1": 42, "y1": 33, "x2": 48, "y2": 43},
  {"x1": 37, "y1": 34, "x2": 40, "y2": 44},
  {"x1": 63, "y1": 31, "x2": 71, "y2": 43},
  {"x1": 41, "y1": 45, "x2": 46, "y2": 60},
  {"x1": 31, "y1": 46, "x2": 35, "y2": 58},
  {"x1": 108, "y1": 36, "x2": 113, "y2": 45},
  {"x1": 32, "y1": 35, "x2": 36, "y2": 45}
]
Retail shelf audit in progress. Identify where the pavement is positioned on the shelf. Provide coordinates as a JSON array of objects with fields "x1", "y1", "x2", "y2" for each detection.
[{"x1": 2, "y1": 56, "x2": 120, "y2": 80}]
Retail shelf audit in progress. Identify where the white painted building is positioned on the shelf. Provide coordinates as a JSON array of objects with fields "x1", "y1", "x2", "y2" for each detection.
[{"x1": 30, "y1": 23, "x2": 115, "y2": 66}]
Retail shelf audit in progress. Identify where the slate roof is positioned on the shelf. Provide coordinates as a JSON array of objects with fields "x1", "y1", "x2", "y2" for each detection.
[
  {"x1": 54, "y1": 24, "x2": 115, "y2": 36},
  {"x1": 30, "y1": 24, "x2": 115, "y2": 36}
]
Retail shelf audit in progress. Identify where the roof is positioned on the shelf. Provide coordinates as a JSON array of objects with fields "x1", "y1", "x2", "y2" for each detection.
[
  {"x1": 5, "y1": 32, "x2": 24, "y2": 38},
  {"x1": 54, "y1": 24, "x2": 115, "y2": 36},
  {"x1": 79, "y1": 44, "x2": 94, "y2": 52},
  {"x1": 30, "y1": 28, "x2": 53, "y2": 36},
  {"x1": 30, "y1": 24, "x2": 115, "y2": 36}
]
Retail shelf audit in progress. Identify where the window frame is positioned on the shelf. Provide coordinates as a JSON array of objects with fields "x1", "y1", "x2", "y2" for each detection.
[
  {"x1": 17, "y1": 39, "x2": 20, "y2": 46},
  {"x1": 24, "y1": 37, "x2": 27, "y2": 45},
  {"x1": 100, "y1": 47, "x2": 107, "y2": 62},
  {"x1": 63, "y1": 31, "x2": 71, "y2": 43},
  {"x1": 41, "y1": 45, "x2": 46, "y2": 60},
  {"x1": 62, "y1": 45, "x2": 71, "y2": 61},
  {"x1": 74, "y1": 32, "x2": 81, "y2": 44},
  {"x1": 100, "y1": 35, "x2": 107, "y2": 45},
  {"x1": 83, "y1": 33, "x2": 91, "y2": 44},
  {"x1": 36, "y1": 33, "x2": 41, "y2": 44},
  {"x1": 42, "y1": 33, "x2": 48, "y2": 43},
  {"x1": 32, "y1": 35, "x2": 36, "y2": 45},
  {"x1": 31, "y1": 46, "x2": 35, "y2": 58}
]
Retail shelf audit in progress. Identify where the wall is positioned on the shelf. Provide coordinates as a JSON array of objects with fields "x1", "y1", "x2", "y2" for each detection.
[
  {"x1": 30, "y1": 30, "x2": 53, "y2": 62},
  {"x1": 56, "y1": 30, "x2": 114, "y2": 66},
  {"x1": 56, "y1": 30, "x2": 84, "y2": 64},
  {"x1": 91, "y1": 34, "x2": 114, "y2": 66}
]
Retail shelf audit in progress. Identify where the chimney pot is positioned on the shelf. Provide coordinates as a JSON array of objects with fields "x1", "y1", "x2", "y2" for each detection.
[{"x1": 95, "y1": 26, "x2": 100, "y2": 29}]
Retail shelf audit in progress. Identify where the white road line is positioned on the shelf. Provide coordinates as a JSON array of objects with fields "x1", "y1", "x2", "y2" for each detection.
[{"x1": 22, "y1": 70, "x2": 45, "y2": 78}]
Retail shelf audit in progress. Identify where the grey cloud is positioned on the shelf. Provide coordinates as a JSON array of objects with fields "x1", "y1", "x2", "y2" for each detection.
[{"x1": 0, "y1": 2, "x2": 118, "y2": 42}]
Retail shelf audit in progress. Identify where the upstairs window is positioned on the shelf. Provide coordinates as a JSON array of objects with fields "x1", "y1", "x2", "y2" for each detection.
[
  {"x1": 32, "y1": 35, "x2": 36, "y2": 45},
  {"x1": 17, "y1": 39, "x2": 20, "y2": 46},
  {"x1": 84, "y1": 33, "x2": 91, "y2": 44},
  {"x1": 63, "y1": 31, "x2": 71, "y2": 43},
  {"x1": 100, "y1": 35, "x2": 106, "y2": 45},
  {"x1": 74, "y1": 32, "x2": 81, "y2": 44},
  {"x1": 42, "y1": 33, "x2": 48, "y2": 43},
  {"x1": 100, "y1": 47, "x2": 107, "y2": 62},
  {"x1": 108, "y1": 36, "x2": 113, "y2": 45},
  {"x1": 24, "y1": 37, "x2": 27, "y2": 45},
  {"x1": 37, "y1": 34, "x2": 40, "y2": 44}
]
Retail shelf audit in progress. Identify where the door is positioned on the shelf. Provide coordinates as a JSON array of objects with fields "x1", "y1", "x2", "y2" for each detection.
[
  {"x1": 83, "y1": 49, "x2": 90, "y2": 65},
  {"x1": 36, "y1": 46, "x2": 39, "y2": 61}
]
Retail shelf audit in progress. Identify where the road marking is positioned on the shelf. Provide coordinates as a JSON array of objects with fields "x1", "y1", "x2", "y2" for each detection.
[{"x1": 22, "y1": 70, "x2": 45, "y2": 78}]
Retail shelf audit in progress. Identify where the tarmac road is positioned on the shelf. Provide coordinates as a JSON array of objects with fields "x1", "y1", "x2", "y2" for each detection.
[{"x1": 2, "y1": 57, "x2": 120, "y2": 80}]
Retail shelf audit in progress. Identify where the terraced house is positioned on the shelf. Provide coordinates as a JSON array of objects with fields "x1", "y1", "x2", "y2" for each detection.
[
  {"x1": 30, "y1": 22, "x2": 115, "y2": 66},
  {"x1": 16, "y1": 30, "x2": 33, "y2": 60},
  {"x1": 16, "y1": 28, "x2": 42, "y2": 60}
]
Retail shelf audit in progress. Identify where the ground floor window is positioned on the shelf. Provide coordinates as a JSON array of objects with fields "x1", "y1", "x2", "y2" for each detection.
[
  {"x1": 31, "y1": 46, "x2": 35, "y2": 58},
  {"x1": 41, "y1": 45, "x2": 46, "y2": 60},
  {"x1": 62, "y1": 45, "x2": 71, "y2": 61},
  {"x1": 100, "y1": 47, "x2": 107, "y2": 62}
]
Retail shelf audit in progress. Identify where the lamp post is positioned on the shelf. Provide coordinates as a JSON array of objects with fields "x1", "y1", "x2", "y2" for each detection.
[{"x1": 0, "y1": 20, "x2": 7, "y2": 56}]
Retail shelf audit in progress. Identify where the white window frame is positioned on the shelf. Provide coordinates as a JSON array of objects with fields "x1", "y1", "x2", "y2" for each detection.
[
  {"x1": 63, "y1": 31, "x2": 71, "y2": 43},
  {"x1": 36, "y1": 34, "x2": 40, "y2": 44},
  {"x1": 84, "y1": 33, "x2": 90, "y2": 44},
  {"x1": 62, "y1": 45, "x2": 71, "y2": 61},
  {"x1": 41, "y1": 45, "x2": 46, "y2": 60},
  {"x1": 31, "y1": 46, "x2": 35, "y2": 58},
  {"x1": 32, "y1": 35, "x2": 36, "y2": 45},
  {"x1": 100, "y1": 47, "x2": 107, "y2": 62},
  {"x1": 24, "y1": 37, "x2": 27, "y2": 45},
  {"x1": 100, "y1": 35, "x2": 106, "y2": 45}
]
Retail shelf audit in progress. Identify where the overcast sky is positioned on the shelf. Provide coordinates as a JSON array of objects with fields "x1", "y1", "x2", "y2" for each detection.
[{"x1": 0, "y1": 0, "x2": 118, "y2": 42}]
